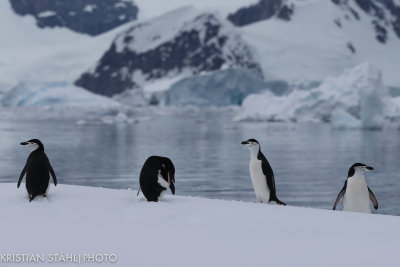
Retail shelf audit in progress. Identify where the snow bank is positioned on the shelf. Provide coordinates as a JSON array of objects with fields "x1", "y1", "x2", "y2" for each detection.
[
  {"x1": 1, "y1": 183, "x2": 399, "y2": 267},
  {"x1": 1, "y1": 80, "x2": 120, "y2": 108},
  {"x1": 236, "y1": 63, "x2": 393, "y2": 128}
]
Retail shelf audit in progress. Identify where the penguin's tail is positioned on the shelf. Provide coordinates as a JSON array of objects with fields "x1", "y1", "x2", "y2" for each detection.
[{"x1": 271, "y1": 196, "x2": 286, "y2": 206}]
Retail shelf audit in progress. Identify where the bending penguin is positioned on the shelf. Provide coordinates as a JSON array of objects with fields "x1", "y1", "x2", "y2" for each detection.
[
  {"x1": 138, "y1": 156, "x2": 175, "y2": 202},
  {"x1": 241, "y1": 139, "x2": 286, "y2": 205},
  {"x1": 18, "y1": 139, "x2": 57, "y2": 202},
  {"x1": 333, "y1": 163, "x2": 378, "y2": 213}
]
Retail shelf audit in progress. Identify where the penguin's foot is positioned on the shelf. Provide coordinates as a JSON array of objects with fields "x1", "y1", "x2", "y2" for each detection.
[{"x1": 274, "y1": 199, "x2": 286, "y2": 206}]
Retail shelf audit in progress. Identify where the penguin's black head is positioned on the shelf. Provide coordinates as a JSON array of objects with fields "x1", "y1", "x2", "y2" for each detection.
[
  {"x1": 241, "y1": 138, "x2": 260, "y2": 147},
  {"x1": 348, "y1": 163, "x2": 374, "y2": 177},
  {"x1": 20, "y1": 139, "x2": 44, "y2": 151}
]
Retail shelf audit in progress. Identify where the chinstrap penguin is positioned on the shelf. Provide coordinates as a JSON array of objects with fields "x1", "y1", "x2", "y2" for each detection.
[
  {"x1": 139, "y1": 156, "x2": 175, "y2": 202},
  {"x1": 18, "y1": 139, "x2": 57, "y2": 202},
  {"x1": 333, "y1": 163, "x2": 378, "y2": 213},
  {"x1": 241, "y1": 139, "x2": 286, "y2": 205}
]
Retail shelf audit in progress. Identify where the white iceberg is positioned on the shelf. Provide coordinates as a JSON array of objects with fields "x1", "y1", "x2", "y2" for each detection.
[
  {"x1": 236, "y1": 63, "x2": 391, "y2": 128},
  {"x1": 331, "y1": 108, "x2": 362, "y2": 129}
]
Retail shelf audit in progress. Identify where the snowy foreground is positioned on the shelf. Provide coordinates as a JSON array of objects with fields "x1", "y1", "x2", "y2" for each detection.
[{"x1": 1, "y1": 184, "x2": 399, "y2": 267}]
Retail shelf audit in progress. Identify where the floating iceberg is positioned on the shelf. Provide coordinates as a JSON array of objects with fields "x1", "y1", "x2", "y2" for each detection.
[
  {"x1": 331, "y1": 109, "x2": 362, "y2": 129},
  {"x1": 236, "y1": 63, "x2": 392, "y2": 128}
]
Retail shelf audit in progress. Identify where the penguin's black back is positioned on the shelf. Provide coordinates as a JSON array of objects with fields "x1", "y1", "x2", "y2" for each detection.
[
  {"x1": 139, "y1": 156, "x2": 175, "y2": 202},
  {"x1": 26, "y1": 150, "x2": 50, "y2": 197}
]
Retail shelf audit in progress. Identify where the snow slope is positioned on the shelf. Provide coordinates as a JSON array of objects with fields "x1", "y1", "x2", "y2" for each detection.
[
  {"x1": 241, "y1": 0, "x2": 400, "y2": 87},
  {"x1": 1, "y1": 183, "x2": 399, "y2": 267},
  {"x1": 134, "y1": 0, "x2": 259, "y2": 20}
]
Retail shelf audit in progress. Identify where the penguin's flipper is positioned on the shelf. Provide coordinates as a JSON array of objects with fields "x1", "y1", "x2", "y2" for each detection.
[
  {"x1": 137, "y1": 187, "x2": 141, "y2": 196},
  {"x1": 368, "y1": 187, "x2": 378, "y2": 210},
  {"x1": 47, "y1": 158, "x2": 57, "y2": 186},
  {"x1": 333, "y1": 181, "x2": 347, "y2": 210},
  {"x1": 17, "y1": 163, "x2": 28, "y2": 188}
]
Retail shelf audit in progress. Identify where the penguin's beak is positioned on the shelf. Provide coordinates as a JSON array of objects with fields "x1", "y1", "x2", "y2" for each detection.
[
  {"x1": 241, "y1": 141, "x2": 249, "y2": 145},
  {"x1": 366, "y1": 166, "x2": 374, "y2": 171},
  {"x1": 20, "y1": 142, "x2": 28, "y2": 145}
]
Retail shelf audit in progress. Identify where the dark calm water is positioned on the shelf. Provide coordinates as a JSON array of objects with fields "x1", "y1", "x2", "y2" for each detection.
[{"x1": 0, "y1": 107, "x2": 399, "y2": 215}]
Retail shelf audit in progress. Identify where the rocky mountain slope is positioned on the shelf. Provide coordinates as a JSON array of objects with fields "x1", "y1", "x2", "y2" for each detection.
[
  {"x1": 228, "y1": 0, "x2": 294, "y2": 26},
  {"x1": 75, "y1": 7, "x2": 262, "y2": 96}
]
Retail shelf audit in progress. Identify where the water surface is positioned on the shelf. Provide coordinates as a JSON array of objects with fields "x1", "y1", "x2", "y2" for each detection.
[{"x1": 0, "y1": 108, "x2": 398, "y2": 215}]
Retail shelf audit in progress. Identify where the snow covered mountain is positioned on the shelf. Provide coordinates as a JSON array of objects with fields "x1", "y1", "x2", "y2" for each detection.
[
  {"x1": 75, "y1": 7, "x2": 262, "y2": 97},
  {"x1": 1, "y1": 0, "x2": 400, "y2": 111},
  {"x1": 9, "y1": 0, "x2": 138, "y2": 36},
  {"x1": 332, "y1": 0, "x2": 400, "y2": 44},
  {"x1": 75, "y1": 0, "x2": 400, "y2": 100},
  {"x1": 228, "y1": 0, "x2": 400, "y2": 45},
  {"x1": 239, "y1": 0, "x2": 400, "y2": 86}
]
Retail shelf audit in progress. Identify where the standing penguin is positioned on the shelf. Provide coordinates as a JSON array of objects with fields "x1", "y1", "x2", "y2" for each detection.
[
  {"x1": 333, "y1": 163, "x2": 378, "y2": 213},
  {"x1": 241, "y1": 139, "x2": 286, "y2": 205},
  {"x1": 139, "y1": 156, "x2": 175, "y2": 202},
  {"x1": 18, "y1": 139, "x2": 57, "y2": 202}
]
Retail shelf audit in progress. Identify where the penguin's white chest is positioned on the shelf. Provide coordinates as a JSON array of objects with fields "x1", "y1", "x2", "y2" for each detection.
[
  {"x1": 249, "y1": 159, "x2": 270, "y2": 203},
  {"x1": 343, "y1": 175, "x2": 370, "y2": 213}
]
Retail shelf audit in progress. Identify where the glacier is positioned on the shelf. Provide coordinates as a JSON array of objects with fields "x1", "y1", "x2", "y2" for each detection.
[
  {"x1": 163, "y1": 69, "x2": 273, "y2": 106},
  {"x1": 1, "y1": 80, "x2": 120, "y2": 108},
  {"x1": 235, "y1": 63, "x2": 397, "y2": 129}
]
